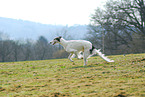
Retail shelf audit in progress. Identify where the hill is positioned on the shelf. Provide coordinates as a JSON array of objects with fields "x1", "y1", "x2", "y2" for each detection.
[
  {"x1": 0, "y1": 54, "x2": 145, "y2": 96},
  {"x1": 0, "y1": 17, "x2": 88, "y2": 41}
]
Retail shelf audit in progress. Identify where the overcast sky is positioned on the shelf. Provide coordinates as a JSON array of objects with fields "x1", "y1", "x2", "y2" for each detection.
[{"x1": 0, "y1": 0, "x2": 107, "y2": 26}]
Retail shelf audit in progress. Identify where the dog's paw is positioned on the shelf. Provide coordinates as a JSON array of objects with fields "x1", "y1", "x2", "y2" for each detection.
[
  {"x1": 72, "y1": 62, "x2": 75, "y2": 65},
  {"x1": 71, "y1": 60, "x2": 74, "y2": 62},
  {"x1": 77, "y1": 56, "x2": 83, "y2": 59}
]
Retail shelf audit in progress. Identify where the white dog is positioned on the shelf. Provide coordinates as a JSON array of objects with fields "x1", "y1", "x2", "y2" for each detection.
[{"x1": 50, "y1": 36, "x2": 114, "y2": 66}]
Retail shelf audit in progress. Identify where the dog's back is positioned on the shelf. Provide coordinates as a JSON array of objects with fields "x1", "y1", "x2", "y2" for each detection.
[{"x1": 66, "y1": 40, "x2": 92, "y2": 52}]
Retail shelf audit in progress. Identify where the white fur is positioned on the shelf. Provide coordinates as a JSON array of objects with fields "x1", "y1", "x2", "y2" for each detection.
[{"x1": 50, "y1": 37, "x2": 114, "y2": 66}]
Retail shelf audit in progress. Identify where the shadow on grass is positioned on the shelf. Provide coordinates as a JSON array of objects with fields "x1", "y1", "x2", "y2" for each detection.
[{"x1": 70, "y1": 64, "x2": 98, "y2": 69}]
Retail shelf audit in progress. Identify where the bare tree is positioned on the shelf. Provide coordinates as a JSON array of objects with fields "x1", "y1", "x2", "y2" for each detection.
[
  {"x1": 116, "y1": 0, "x2": 145, "y2": 35},
  {"x1": 22, "y1": 39, "x2": 34, "y2": 61},
  {"x1": 35, "y1": 36, "x2": 49, "y2": 60},
  {"x1": 12, "y1": 41, "x2": 21, "y2": 61},
  {"x1": 87, "y1": 0, "x2": 145, "y2": 54},
  {"x1": 0, "y1": 40, "x2": 14, "y2": 62}
]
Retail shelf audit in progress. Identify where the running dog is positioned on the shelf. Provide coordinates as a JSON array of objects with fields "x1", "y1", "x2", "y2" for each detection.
[{"x1": 50, "y1": 36, "x2": 114, "y2": 66}]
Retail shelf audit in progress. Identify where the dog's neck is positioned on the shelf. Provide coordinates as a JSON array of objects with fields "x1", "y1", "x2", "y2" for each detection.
[{"x1": 59, "y1": 38, "x2": 68, "y2": 48}]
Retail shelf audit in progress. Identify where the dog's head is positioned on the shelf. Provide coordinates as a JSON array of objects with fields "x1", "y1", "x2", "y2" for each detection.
[{"x1": 50, "y1": 36, "x2": 62, "y2": 45}]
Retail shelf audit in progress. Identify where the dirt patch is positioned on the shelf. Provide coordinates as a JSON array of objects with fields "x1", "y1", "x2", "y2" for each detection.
[
  {"x1": 114, "y1": 94, "x2": 126, "y2": 97},
  {"x1": 132, "y1": 58, "x2": 145, "y2": 63},
  {"x1": 114, "y1": 92, "x2": 127, "y2": 97},
  {"x1": 0, "y1": 87, "x2": 5, "y2": 91},
  {"x1": 50, "y1": 92, "x2": 71, "y2": 97}
]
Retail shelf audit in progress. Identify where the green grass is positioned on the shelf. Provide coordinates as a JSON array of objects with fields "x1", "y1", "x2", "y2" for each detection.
[{"x1": 0, "y1": 54, "x2": 145, "y2": 97}]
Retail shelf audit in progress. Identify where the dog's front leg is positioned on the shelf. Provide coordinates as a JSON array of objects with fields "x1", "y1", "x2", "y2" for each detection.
[
  {"x1": 68, "y1": 53, "x2": 74, "y2": 62},
  {"x1": 66, "y1": 49, "x2": 78, "y2": 62}
]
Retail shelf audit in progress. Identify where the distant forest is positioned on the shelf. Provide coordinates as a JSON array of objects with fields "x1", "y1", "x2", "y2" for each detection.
[{"x1": 0, "y1": 34, "x2": 68, "y2": 62}]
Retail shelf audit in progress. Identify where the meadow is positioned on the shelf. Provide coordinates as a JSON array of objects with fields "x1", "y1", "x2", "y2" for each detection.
[{"x1": 0, "y1": 54, "x2": 145, "y2": 97}]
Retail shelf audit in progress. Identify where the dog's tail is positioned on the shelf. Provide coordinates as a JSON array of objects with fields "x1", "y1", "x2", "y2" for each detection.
[{"x1": 92, "y1": 49, "x2": 114, "y2": 62}]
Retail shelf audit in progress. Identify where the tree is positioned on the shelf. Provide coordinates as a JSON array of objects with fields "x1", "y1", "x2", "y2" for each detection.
[
  {"x1": 22, "y1": 39, "x2": 34, "y2": 61},
  {"x1": 35, "y1": 36, "x2": 49, "y2": 60},
  {"x1": 0, "y1": 40, "x2": 14, "y2": 62},
  {"x1": 89, "y1": 3, "x2": 130, "y2": 54},
  {"x1": 12, "y1": 41, "x2": 21, "y2": 61},
  {"x1": 117, "y1": 0, "x2": 145, "y2": 36},
  {"x1": 87, "y1": 0, "x2": 145, "y2": 54}
]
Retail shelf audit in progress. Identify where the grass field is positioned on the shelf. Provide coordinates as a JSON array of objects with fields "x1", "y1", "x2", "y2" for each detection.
[{"x1": 0, "y1": 54, "x2": 145, "y2": 97}]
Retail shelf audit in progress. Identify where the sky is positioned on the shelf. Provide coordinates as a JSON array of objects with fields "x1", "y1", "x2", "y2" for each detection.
[{"x1": 0, "y1": 0, "x2": 107, "y2": 26}]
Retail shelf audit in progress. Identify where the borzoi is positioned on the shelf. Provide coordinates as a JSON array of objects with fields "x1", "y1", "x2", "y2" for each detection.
[{"x1": 50, "y1": 36, "x2": 114, "y2": 66}]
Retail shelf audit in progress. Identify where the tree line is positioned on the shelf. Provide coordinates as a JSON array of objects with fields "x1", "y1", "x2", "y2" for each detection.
[
  {"x1": 86, "y1": 0, "x2": 145, "y2": 55},
  {"x1": 0, "y1": 32, "x2": 69, "y2": 62}
]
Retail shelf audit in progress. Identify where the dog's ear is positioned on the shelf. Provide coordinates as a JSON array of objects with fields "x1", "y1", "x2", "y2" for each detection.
[
  {"x1": 59, "y1": 36, "x2": 62, "y2": 39},
  {"x1": 54, "y1": 36, "x2": 62, "y2": 42}
]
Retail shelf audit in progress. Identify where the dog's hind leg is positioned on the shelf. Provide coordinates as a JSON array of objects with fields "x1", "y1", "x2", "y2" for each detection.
[
  {"x1": 76, "y1": 51, "x2": 83, "y2": 59},
  {"x1": 83, "y1": 50, "x2": 90, "y2": 66},
  {"x1": 68, "y1": 53, "x2": 74, "y2": 62}
]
